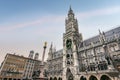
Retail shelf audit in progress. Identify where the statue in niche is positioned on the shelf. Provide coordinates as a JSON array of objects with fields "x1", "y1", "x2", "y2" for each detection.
[{"x1": 105, "y1": 56, "x2": 111, "y2": 65}]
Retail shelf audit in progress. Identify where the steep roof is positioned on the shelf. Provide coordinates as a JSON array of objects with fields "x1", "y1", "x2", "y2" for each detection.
[{"x1": 79, "y1": 26, "x2": 120, "y2": 49}]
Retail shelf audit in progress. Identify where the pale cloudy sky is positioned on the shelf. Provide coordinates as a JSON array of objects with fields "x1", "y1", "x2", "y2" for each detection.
[{"x1": 0, "y1": 0, "x2": 120, "y2": 64}]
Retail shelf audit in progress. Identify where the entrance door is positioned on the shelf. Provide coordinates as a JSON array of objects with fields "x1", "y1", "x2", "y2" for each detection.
[
  {"x1": 89, "y1": 75, "x2": 97, "y2": 80},
  {"x1": 66, "y1": 68, "x2": 74, "y2": 80},
  {"x1": 100, "y1": 75, "x2": 111, "y2": 80}
]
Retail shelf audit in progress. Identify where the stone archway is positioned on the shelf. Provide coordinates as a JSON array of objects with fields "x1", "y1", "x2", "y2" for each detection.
[
  {"x1": 66, "y1": 68, "x2": 74, "y2": 80},
  {"x1": 58, "y1": 77, "x2": 62, "y2": 80},
  {"x1": 100, "y1": 75, "x2": 111, "y2": 80},
  {"x1": 89, "y1": 75, "x2": 97, "y2": 80},
  {"x1": 58, "y1": 77, "x2": 61, "y2": 80},
  {"x1": 54, "y1": 77, "x2": 57, "y2": 80},
  {"x1": 80, "y1": 76, "x2": 87, "y2": 80},
  {"x1": 50, "y1": 77, "x2": 53, "y2": 80}
]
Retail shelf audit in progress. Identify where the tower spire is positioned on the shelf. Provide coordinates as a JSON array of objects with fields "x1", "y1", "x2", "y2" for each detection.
[
  {"x1": 70, "y1": 5, "x2": 72, "y2": 11},
  {"x1": 48, "y1": 42, "x2": 53, "y2": 60},
  {"x1": 98, "y1": 29, "x2": 102, "y2": 35},
  {"x1": 68, "y1": 5, "x2": 74, "y2": 15},
  {"x1": 50, "y1": 42, "x2": 53, "y2": 50}
]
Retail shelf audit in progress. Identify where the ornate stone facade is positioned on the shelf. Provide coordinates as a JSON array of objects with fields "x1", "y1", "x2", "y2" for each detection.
[
  {"x1": 47, "y1": 44, "x2": 63, "y2": 80},
  {"x1": 46, "y1": 7, "x2": 120, "y2": 80}
]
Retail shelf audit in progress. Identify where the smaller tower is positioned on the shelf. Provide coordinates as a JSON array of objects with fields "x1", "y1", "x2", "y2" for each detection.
[
  {"x1": 99, "y1": 29, "x2": 106, "y2": 44},
  {"x1": 29, "y1": 50, "x2": 34, "y2": 59},
  {"x1": 49, "y1": 42, "x2": 53, "y2": 53},
  {"x1": 48, "y1": 43, "x2": 53, "y2": 60},
  {"x1": 53, "y1": 47, "x2": 56, "y2": 53},
  {"x1": 34, "y1": 53, "x2": 39, "y2": 60}
]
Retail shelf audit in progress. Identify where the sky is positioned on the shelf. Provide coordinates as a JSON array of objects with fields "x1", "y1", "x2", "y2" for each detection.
[{"x1": 0, "y1": 0, "x2": 120, "y2": 64}]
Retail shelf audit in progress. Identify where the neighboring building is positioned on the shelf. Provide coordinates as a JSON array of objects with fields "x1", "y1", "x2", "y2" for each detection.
[
  {"x1": 32, "y1": 53, "x2": 42, "y2": 79},
  {"x1": 21, "y1": 51, "x2": 43, "y2": 80},
  {"x1": 0, "y1": 53, "x2": 27, "y2": 80},
  {"x1": 23, "y1": 59, "x2": 35, "y2": 79},
  {"x1": 46, "y1": 7, "x2": 120, "y2": 80},
  {"x1": 0, "y1": 51, "x2": 44, "y2": 80},
  {"x1": 23, "y1": 50, "x2": 35, "y2": 80},
  {"x1": 32, "y1": 60, "x2": 41, "y2": 79}
]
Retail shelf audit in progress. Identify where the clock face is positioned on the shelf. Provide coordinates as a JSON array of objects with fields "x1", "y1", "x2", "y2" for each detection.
[{"x1": 66, "y1": 39, "x2": 72, "y2": 49}]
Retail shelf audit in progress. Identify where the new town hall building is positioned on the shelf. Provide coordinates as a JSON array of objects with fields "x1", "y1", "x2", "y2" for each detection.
[{"x1": 46, "y1": 7, "x2": 120, "y2": 80}]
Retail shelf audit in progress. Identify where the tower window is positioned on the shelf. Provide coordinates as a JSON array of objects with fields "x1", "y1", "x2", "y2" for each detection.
[
  {"x1": 66, "y1": 54, "x2": 70, "y2": 58},
  {"x1": 67, "y1": 61, "x2": 70, "y2": 65}
]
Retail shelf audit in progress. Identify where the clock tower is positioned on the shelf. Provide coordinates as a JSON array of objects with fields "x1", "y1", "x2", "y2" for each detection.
[{"x1": 63, "y1": 7, "x2": 83, "y2": 80}]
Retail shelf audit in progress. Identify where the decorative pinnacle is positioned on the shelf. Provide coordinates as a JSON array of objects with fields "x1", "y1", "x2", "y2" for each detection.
[
  {"x1": 44, "y1": 42, "x2": 47, "y2": 48},
  {"x1": 98, "y1": 29, "x2": 102, "y2": 34}
]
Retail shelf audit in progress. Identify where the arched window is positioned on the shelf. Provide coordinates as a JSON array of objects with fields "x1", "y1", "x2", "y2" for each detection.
[{"x1": 58, "y1": 77, "x2": 62, "y2": 80}]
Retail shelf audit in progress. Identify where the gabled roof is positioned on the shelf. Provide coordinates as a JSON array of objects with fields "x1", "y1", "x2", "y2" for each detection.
[{"x1": 79, "y1": 26, "x2": 120, "y2": 49}]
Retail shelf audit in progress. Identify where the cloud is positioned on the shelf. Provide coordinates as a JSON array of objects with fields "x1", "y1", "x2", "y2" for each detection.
[
  {"x1": 0, "y1": 6, "x2": 120, "y2": 33},
  {"x1": 0, "y1": 15, "x2": 65, "y2": 32},
  {"x1": 78, "y1": 6, "x2": 120, "y2": 19}
]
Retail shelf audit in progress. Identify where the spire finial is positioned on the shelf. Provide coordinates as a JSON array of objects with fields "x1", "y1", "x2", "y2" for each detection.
[
  {"x1": 50, "y1": 42, "x2": 53, "y2": 49},
  {"x1": 69, "y1": 5, "x2": 72, "y2": 12},
  {"x1": 98, "y1": 29, "x2": 102, "y2": 34},
  {"x1": 54, "y1": 45, "x2": 56, "y2": 52},
  {"x1": 70, "y1": 5, "x2": 72, "y2": 10},
  {"x1": 68, "y1": 5, "x2": 73, "y2": 14}
]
